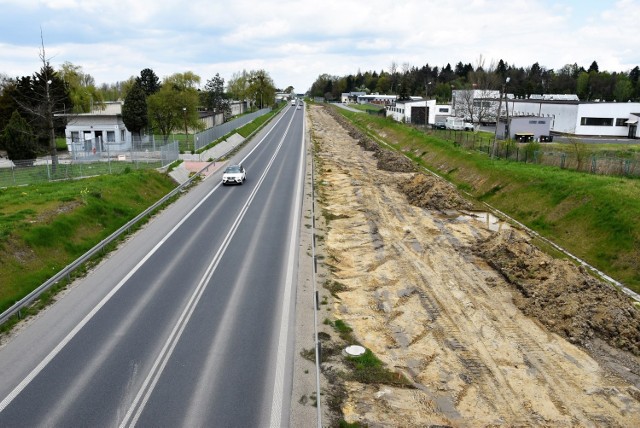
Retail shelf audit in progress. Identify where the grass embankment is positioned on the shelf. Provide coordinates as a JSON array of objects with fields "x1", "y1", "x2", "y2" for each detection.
[
  {"x1": 236, "y1": 103, "x2": 286, "y2": 138},
  {"x1": 0, "y1": 169, "x2": 176, "y2": 315},
  {"x1": 336, "y1": 108, "x2": 640, "y2": 293}
]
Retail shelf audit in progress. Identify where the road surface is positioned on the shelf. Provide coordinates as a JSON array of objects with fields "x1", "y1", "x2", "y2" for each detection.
[{"x1": 0, "y1": 105, "x2": 307, "y2": 427}]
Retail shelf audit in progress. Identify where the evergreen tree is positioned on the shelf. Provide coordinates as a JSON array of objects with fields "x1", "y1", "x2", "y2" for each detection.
[
  {"x1": 122, "y1": 81, "x2": 148, "y2": 142},
  {"x1": 203, "y1": 73, "x2": 230, "y2": 120},
  {"x1": 2, "y1": 110, "x2": 38, "y2": 161},
  {"x1": 137, "y1": 68, "x2": 161, "y2": 97}
]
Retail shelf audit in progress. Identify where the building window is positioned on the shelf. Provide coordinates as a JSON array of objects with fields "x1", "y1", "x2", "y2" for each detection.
[
  {"x1": 538, "y1": 120, "x2": 546, "y2": 124},
  {"x1": 71, "y1": 131, "x2": 79, "y2": 142},
  {"x1": 615, "y1": 118, "x2": 629, "y2": 126},
  {"x1": 580, "y1": 117, "x2": 613, "y2": 126},
  {"x1": 438, "y1": 108, "x2": 449, "y2": 113},
  {"x1": 529, "y1": 120, "x2": 538, "y2": 124},
  {"x1": 107, "y1": 131, "x2": 115, "y2": 142}
]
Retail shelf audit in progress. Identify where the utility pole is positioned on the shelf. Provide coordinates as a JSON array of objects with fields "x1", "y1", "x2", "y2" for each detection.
[
  {"x1": 183, "y1": 107, "x2": 188, "y2": 153},
  {"x1": 492, "y1": 77, "x2": 510, "y2": 158},
  {"x1": 45, "y1": 78, "x2": 58, "y2": 171}
]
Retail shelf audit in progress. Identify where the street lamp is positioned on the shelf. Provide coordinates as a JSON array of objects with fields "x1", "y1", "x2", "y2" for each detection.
[{"x1": 183, "y1": 107, "x2": 188, "y2": 153}]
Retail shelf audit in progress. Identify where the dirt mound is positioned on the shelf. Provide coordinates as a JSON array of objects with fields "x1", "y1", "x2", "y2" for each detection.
[
  {"x1": 476, "y1": 229, "x2": 640, "y2": 355},
  {"x1": 324, "y1": 105, "x2": 415, "y2": 173},
  {"x1": 398, "y1": 173, "x2": 473, "y2": 211},
  {"x1": 373, "y1": 148, "x2": 416, "y2": 172}
]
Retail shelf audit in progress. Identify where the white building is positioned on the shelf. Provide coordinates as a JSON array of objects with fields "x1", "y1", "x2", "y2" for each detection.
[
  {"x1": 386, "y1": 99, "x2": 437, "y2": 125},
  {"x1": 504, "y1": 98, "x2": 640, "y2": 138},
  {"x1": 452, "y1": 89, "x2": 500, "y2": 124},
  {"x1": 341, "y1": 92, "x2": 367, "y2": 103},
  {"x1": 356, "y1": 94, "x2": 397, "y2": 106},
  {"x1": 62, "y1": 101, "x2": 131, "y2": 155}
]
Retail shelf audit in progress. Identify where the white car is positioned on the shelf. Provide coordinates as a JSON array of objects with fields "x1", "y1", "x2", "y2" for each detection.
[{"x1": 222, "y1": 164, "x2": 246, "y2": 185}]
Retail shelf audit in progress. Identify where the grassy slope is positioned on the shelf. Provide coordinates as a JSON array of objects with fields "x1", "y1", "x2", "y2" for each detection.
[
  {"x1": 0, "y1": 169, "x2": 176, "y2": 313},
  {"x1": 338, "y1": 108, "x2": 640, "y2": 292}
]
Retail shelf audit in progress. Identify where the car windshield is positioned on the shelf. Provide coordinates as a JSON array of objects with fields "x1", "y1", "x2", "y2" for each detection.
[{"x1": 225, "y1": 166, "x2": 242, "y2": 173}]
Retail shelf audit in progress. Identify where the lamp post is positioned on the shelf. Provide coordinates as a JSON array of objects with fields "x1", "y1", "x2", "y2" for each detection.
[
  {"x1": 183, "y1": 107, "x2": 188, "y2": 153},
  {"x1": 45, "y1": 79, "x2": 58, "y2": 170},
  {"x1": 492, "y1": 77, "x2": 510, "y2": 158}
]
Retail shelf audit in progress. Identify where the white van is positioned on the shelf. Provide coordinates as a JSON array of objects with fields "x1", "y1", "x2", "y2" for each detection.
[{"x1": 445, "y1": 117, "x2": 464, "y2": 130}]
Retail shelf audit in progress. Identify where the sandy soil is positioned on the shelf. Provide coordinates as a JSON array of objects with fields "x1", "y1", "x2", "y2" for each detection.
[{"x1": 309, "y1": 104, "x2": 640, "y2": 427}]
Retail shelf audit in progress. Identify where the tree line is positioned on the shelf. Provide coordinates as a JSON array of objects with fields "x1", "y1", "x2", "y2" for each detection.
[
  {"x1": 0, "y1": 53, "x2": 280, "y2": 161},
  {"x1": 309, "y1": 57, "x2": 640, "y2": 103}
]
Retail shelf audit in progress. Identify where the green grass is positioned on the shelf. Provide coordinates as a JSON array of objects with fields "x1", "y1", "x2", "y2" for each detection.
[
  {"x1": 345, "y1": 348, "x2": 412, "y2": 387},
  {"x1": 0, "y1": 169, "x2": 176, "y2": 314},
  {"x1": 236, "y1": 104, "x2": 285, "y2": 138},
  {"x1": 334, "y1": 107, "x2": 640, "y2": 292},
  {"x1": 0, "y1": 160, "x2": 162, "y2": 187}
]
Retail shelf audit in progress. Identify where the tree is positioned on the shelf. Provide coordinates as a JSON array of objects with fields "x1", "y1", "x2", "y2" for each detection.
[
  {"x1": 227, "y1": 70, "x2": 251, "y2": 101},
  {"x1": 389, "y1": 61, "x2": 398, "y2": 93},
  {"x1": 122, "y1": 80, "x2": 148, "y2": 142},
  {"x1": 203, "y1": 73, "x2": 230, "y2": 120},
  {"x1": 147, "y1": 74, "x2": 201, "y2": 144},
  {"x1": 576, "y1": 71, "x2": 590, "y2": 100},
  {"x1": 588, "y1": 61, "x2": 599, "y2": 73},
  {"x1": 163, "y1": 71, "x2": 200, "y2": 91},
  {"x1": 2, "y1": 110, "x2": 38, "y2": 161},
  {"x1": 0, "y1": 76, "x2": 20, "y2": 147},
  {"x1": 59, "y1": 61, "x2": 103, "y2": 113},
  {"x1": 247, "y1": 70, "x2": 276, "y2": 108},
  {"x1": 309, "y1": 74, "x2": 335, "y2": 99},
  {"x1": 613, "y1": 74, "x2": 633, "y2": 102},
  {"x1": 137, "y1": 68, "x2": 161, "y2": 97},
  {"x1": 12, "y1": 37, "x2": 71, "y2": 169}
]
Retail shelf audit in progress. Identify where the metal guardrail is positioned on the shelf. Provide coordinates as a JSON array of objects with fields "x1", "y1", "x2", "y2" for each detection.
[
  {"x1": 0, "y1": 169, "x2": 204, "y2": 326},
  {"x1": 0, "y1": 106, "x2": 282, "y2": 326}
]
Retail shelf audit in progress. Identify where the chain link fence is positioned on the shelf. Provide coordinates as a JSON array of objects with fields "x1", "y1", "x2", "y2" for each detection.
[
  {"x1": 0, "y1": 138, "x2": 179, "y2": 188},
  {"x1": 192, "y1": 108, "x2": 271, "y2": 152},
  {"x1": 427, "y1": 128, "x2": 640, "y2": 178}
]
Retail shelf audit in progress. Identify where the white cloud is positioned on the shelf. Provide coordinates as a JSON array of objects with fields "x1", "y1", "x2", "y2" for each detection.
[{"x1": 0, "y1": 0, "x2": 637, "y2": 92}]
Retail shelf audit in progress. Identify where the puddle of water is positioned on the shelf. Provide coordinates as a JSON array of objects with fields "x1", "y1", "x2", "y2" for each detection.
[{"x1": 455, "y1": 211, "x2": 510, "y2": 232}]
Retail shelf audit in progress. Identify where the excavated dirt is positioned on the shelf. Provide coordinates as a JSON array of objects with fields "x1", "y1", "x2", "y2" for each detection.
[{"x1": 310, "y1": 104, "x2": 640, "y2": 427}]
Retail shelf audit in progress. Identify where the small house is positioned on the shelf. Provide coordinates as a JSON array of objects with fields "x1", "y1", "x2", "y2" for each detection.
[{"x1": 61, "y1": 101, "x2": 132, "y2": 155}]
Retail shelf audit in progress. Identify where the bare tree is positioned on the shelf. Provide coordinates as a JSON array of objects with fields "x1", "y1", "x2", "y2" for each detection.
[
  {"x1": 12, "y1": 31, "x2": 70, "y2": 169},
  {"x1": 389, "y1": 61, "x2": 398, "y2": 93}
]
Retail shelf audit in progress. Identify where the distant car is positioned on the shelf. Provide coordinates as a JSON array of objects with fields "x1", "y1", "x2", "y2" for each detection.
[
  {"x1": 464, "y1": 122, "x2": 474, "y2": 131},
  {"x1": 222, "y1": 164, "x2": 246, "y2": 185},
  {"x1": 297, "y1": 105, "x2": 301, "y2": 110},
  {"x1": 434, "y1": 121, "x2": 446, "y2": 129}
]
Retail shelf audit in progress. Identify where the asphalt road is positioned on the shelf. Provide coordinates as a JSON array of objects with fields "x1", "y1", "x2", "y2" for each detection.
[{"x1": 0, "y1": 105, "x2": 307, "y2": 427}]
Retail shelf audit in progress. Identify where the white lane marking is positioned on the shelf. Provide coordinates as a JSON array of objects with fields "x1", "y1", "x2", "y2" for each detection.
[
  {"x1": 0, "y1": 109, "x2": 291, "y2": 415},
  {"x1": 269, "y1": 113, "x2": 306, "y2": 428},
  {"x1": 121, "y1": 109, "x2": 299, "y2": 427}
]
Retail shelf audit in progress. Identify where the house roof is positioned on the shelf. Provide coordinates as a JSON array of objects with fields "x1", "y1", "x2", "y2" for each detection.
[{"x1": 56, "y1": 101, "x2": 123, "y2": 117}]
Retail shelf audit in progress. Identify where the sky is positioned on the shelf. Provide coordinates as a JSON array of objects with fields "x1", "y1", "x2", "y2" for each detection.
[{"x1": 1, "y1": 0, "x2": 639, "y2": 94}]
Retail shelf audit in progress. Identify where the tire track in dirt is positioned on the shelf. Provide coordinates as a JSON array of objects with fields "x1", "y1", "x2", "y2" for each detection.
[{"x1": 311, "y1": 104, "x2": 640, "y2": 426}]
